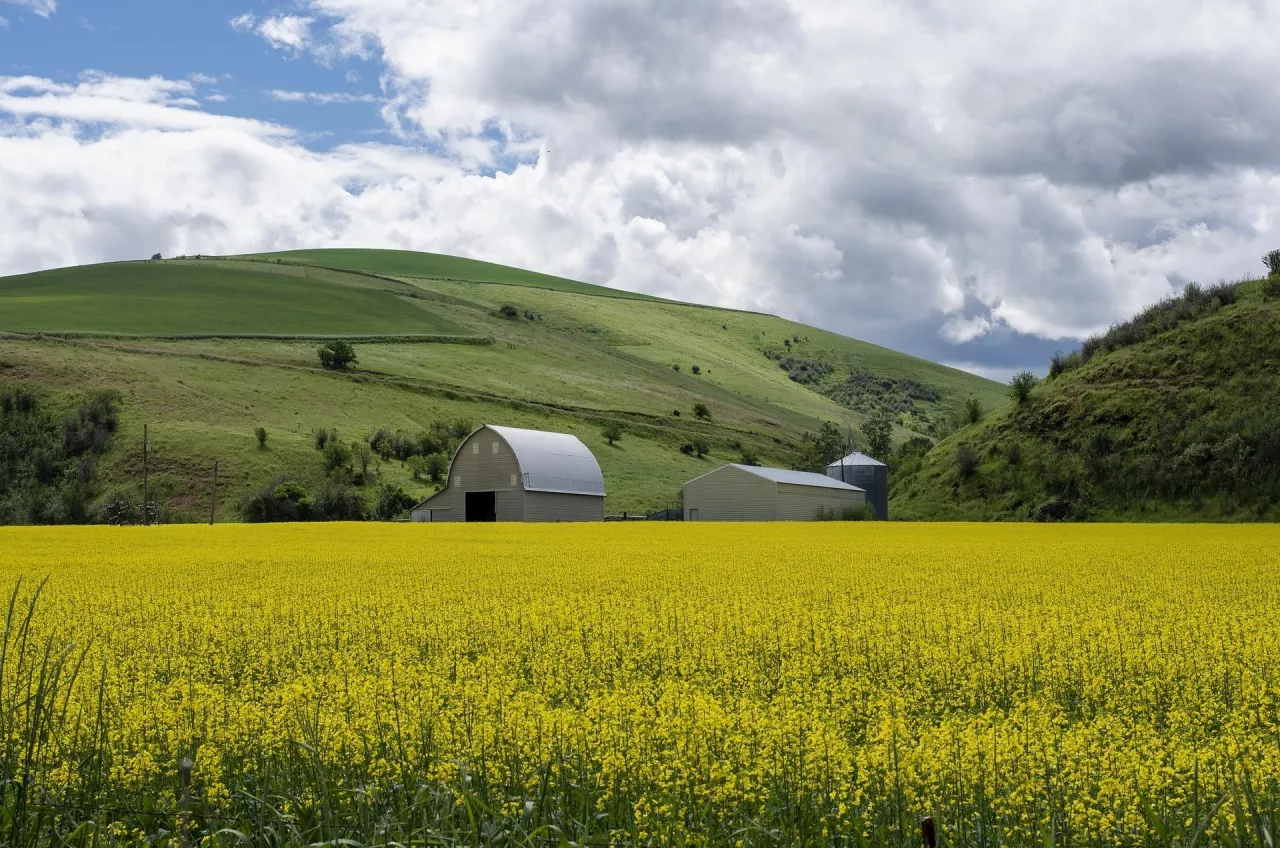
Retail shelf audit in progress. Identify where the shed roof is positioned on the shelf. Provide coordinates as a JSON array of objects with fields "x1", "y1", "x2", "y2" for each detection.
[
  {"x1": 687, "y1": 464, "x2": 864, "y2": 492},
  {"x1": 489, "y1": 425, "x2": 605, "y2": 497},
  {"x1": 828, "y1": 451, "x2": 887, "y2": 468}
]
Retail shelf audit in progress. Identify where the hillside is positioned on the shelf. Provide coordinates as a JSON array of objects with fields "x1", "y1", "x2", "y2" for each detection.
[
  {"x1": 890, "y1": 277, "x2": 1280, "y2": 521},
  {"x1": 0, "y1": 249, "x2": 1005, "y2": 523}
]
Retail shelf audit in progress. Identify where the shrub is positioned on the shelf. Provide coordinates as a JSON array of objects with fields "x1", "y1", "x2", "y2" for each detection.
[
  {"x1": 691, "y1": 365, "x2": 702, "y2": 375},
  {"x1": 323, "y1": 440, "x2": 352, "y2": 475},
  {"x1": 425, "y1": 453, "x2": 448, "y2": 483},
  {"x1": 602, "y1": 421, "x2": 624, "y2": 445},
  {"x1": 680, "y1": 442, "x2": 695, "y2": 456},
  {"x1": 374, "y1": 484, "x2": 416, "y2": 520},
  {"x1": 672, "y1": 410, "x2": 681, "y2": 417},
  {"x1": 738, "y1": 449, "x2": 760, "y2": 466},
  {"x1": 317, "y1": 340, "x2": 357, "y2": 371},
  {"x1": 408, "y1": 455, "x2": 429, "y2": 481},
  {"x1": 1264, "y1": 249, "x2": 1280, "y2": 277},
  {"x1": 498, "y1": 305, "x2": 519, "y2": 319},
  {"x1": 693, "y1": 402, "x2": 711, "y2": 420},
  {"x1": 1009, "y1": 371, "x2": 1039, "y2": 405},
  {"x1": 242, "y1": 480, "x2": 312, "y2": 523},
  {"x1": 956, "y1": 444, "x2": 980, "y2": 479},
  {"x1": 1264, "y1": 275, "x2": 1280, "y2": 300},
  {"x1": 1004, "y1": 441, "x2": 1022, "y2": 466},
  {"x1": 352, "y1": 441, "x2": 374, "y2": 481},
  {"x1": 965, "y1": 397, "x2": 983, "y2": 425},
  {"x1": 311, "y1": 483, "x2": 366, "y2": 521},
  {"x1": 692, "y1": 437, "x2": 710, "y2": 458},
  {"x1": 671, "y1": 364, "x2": 681, "y2": 372},
  {"x1": 314, "y1": 427, "x2": 338, "y2": 450},
  {"x1": 255, "y1": 427, "x2": 268, "y2": 448},
  {"x1": 523, "y1": 309, "x2": 536, "y2": 320}
]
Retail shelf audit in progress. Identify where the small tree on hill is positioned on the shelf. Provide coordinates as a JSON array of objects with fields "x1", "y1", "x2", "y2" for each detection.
[
  {"x1": 602, "y1": 421, "x2": 624, "y2": 445},
  {"x1": 693, "y1": 402, "x2": 711, "y2": 420},
  {"x1": 425, "y1": 453, "x2": 448, "y2": 483},
  {"x1": 150, "y1": 253, "x2": 162, "y2": 261},
  {"x1": 965, "y1": 397, "x2": 983, "y2": 425},
  {"x1": 1009, "y1": 371, "x2": 1039, "y2": 405},
  {"x1": 374, "y1": 483, "x2": 416, "y2": 520},
  {"x1": 352, "y1": 441, "x2": 374, "y2": 481},
  {"x1": 318, "y1": 340, "x2": 357, "y2": 371},
  {"x1": 692, "y1": 437, "x2": 710, "y2": 458},
  {"x1": 1263, "y1": 249, "x2": 1280, "y2": 277},
  {"x1": 254, "y1": 426, "x2": 268, "y2": 449}
]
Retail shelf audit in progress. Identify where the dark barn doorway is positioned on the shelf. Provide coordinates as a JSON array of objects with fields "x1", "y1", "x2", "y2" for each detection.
[{"x1": 465, "y1": 491, "x2": 497, "y2": 522}]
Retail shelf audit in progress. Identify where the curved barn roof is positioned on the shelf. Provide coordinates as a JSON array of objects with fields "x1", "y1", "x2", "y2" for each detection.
[{"x1": 488, "y1": 425, "x2": 606, "y2": 497}]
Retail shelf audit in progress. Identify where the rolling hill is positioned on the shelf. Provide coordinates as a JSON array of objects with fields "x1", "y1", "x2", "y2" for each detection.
[
  {"x1": 890, "y1": 276, "x2": 1280, "y2": 521},
  {"x1": 0, "y1": 249, "x2": 1006, "y2": 522}
]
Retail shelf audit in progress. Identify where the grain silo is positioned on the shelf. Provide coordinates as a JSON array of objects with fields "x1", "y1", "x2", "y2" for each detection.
[
  {"x1": 410, "y1": 425, "x2": 605, "y2": 522},
  {"x1": 826, "y1": 451, "x2": 888, "y2": 519},
  {"x1": 683, "y1": 464, "x2": 865, "y2": 521}
]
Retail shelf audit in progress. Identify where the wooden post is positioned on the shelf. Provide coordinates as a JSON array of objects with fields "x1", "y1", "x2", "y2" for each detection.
[
  {"x1": 209, "y1": 462, "x2": 218, "y2": 525},
  {"x1": 142, "y1": 424, "x2": 149, "y2": 526},
  {"x1": 922, "y1": 816, "x2": 936, "y2": 848}
]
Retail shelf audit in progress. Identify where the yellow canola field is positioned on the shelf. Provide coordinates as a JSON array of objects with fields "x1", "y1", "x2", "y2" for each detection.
[{"x1": 1, "y1": 522, "x2": 1278, "y2": 846}]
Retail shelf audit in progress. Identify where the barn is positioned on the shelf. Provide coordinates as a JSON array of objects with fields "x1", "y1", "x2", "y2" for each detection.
[
  {"x1": 826, "y1": 451, "x2": 888, "y2": 519},
  {"x1": 682, "y1": 464, "x2": 865, "y2": 521},
  {"x1": 410, "y1": 425, "x2": 605, "y2": 522}
]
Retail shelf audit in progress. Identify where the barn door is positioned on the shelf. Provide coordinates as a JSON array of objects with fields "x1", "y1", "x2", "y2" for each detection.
[{"x1": 465, "y1": 491, "x2": 497, "y2": 522}]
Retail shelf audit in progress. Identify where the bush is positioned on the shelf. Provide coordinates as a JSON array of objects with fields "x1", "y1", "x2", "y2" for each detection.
[
  {"x1": 255, "y1": 427, "x2": 268, "y2": 448},
  {"x1": 242, "y1": 480, "x2": 312, "y2": 523},
  {"x1": 317, "y1": 340, "x2": 357, "y2": 371},
  {"x1": 1004, "y1": 441, "x2": 1022, "y2": 466},
  {"x1": 323, "y1": 440, "x2": 352, "y2": 474},
  {"x1": 692, "y1": 437, "x2": 710, "y2": 458},
  {"x1": 693, "y1": 402, "x2": 711, "y2": 420},
  {"x1": 352, "y1": 441, "x2": 374, "y2": 481},
  {"x1": 956, "y1": 444, "x2": 980, "y2": 479},
  {"x1": 1264, "y1": 275, "x2": 1280, "y2": 300},
  {"x1": 965, "y1": 397, "x2": 983, "y2": 425},
  {"x1": 1009, "y1": 371, "x2": 1039, "y2": 404},
  {"x1": 738, "y1": 449, "x2": 760, "y2": 466},
  {"x1": 408, "y1": 455, "x2": 429, "y2": 481},
  {"x1": 498, "y1": 305, "x2": 520, "y2": 319},
  {"x1": 374, "y1": 484, "x2": 416, "y2": 520},
  {"x1": 425, "y1": 453, "x2": 448, "y2": 483},
  {"x1": 314, "y1": 427, "x2": 338, "y2": 450},
  {"x1": 691, "y1": 365, "x2": 701, "y2": 375},
  {"x1": 680, "y1": 442, "x2": 694, "y2": 456},
  {"x1": 602, "y1": 421, "x2": 624, "y2": 445},
  {"x1": 311, "y1": 483, "x2": 366, "y2": 521}
]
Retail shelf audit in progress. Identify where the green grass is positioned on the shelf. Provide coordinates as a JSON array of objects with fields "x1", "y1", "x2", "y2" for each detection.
[
  {"x1": 0, "y1": 250, "x2": 1007, "y2": 519},
  {"x1": 0, "y1": 261, "x2": 470, "y2": 336},
  {"x1": 890, "y1": 279, "x2": 1280, "y2": 521},
  {"x1": 232, "y1": 248, "x2": 668, "y2": 301}
]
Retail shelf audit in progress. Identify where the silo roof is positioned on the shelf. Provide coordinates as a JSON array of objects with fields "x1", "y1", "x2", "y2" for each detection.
[
  {"x1": 489, "y1": 425, "x2": 606, "y2": 497},
  {"x1": 728, "y1": 464, "x2": 864, "y2": 492},
  {"x1": 829, "y1": 451, "x2": 887, "y2": 468}
]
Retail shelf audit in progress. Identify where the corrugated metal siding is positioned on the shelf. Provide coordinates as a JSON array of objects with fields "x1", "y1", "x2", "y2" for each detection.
[
  {"x1": 683, "y1": 465, "x2": 777, "y2": 521},
  {"x1": 775, "y1": 482, "x2": 865, "y2": 521},
  {"x1": 523, "y1": 491, "x2": 605, "y2": 522}
]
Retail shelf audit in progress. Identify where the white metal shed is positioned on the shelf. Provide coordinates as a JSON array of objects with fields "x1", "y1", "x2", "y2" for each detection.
[{"x1": 683, "y1": 464, "x2": 865, "y2": 521}]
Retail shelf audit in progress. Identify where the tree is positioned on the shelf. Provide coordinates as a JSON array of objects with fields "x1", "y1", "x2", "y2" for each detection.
[
  {"x1": 691, "y1": 437, "x2": 710, "y2": 458},
  {"x1": 1009, "y1": 371, "x2": 1040, "y2": 405},
  {"x1": 323, "y1": 440, "x2": 352, "y2": 475},
  {"x1": 965, "y1": 397, "x2": 983, "y2": 425},
  {"x1": 374, "y1": 483, "x2": 416, "y2": 520},
  {"x1": 956, "y1": 444, "x2": 980, "y2": 478},
  {"x1": 797, "y1": 421, "x2": 845, "y2": 471},
  {"x1": 693, "y1": 402, "x2": 711, "y2": 420},
  {"x1": 861, "y1": 411, "x2": 894, "y2": 461},
  {"x1": 1264, "y1": 249, "x2": 1280, "y2": 277},
  {"x1": 691, "y1": 365, "x2": 701, "y2": 375},
  {"x1": 254, "y1": 426, "x2": 268, "y2": 449},
  {"x1": 425, "y1": 453, "x2": 448, "y2": 483},
  {"x1": 408, "y1": 454, "x2": 429, "y2": 481},
  {"x1": 317, "y1": 340, "x2": 358, "y2": 371},
  {"x1": 352, "y1": 441, "x2": 374, "y2": 481},
  {"x1": 150, "y1": 253, "x2": 162, "y2": 261},
  {"x1": 602, "y1": 421, "x2": 624, "y2": 445}
]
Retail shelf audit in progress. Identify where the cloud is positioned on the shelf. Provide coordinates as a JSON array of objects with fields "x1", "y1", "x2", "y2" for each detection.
[
  {"x1": 0, "y1": 0, "x2": 55, "y2": 17},
  {"x1": 269, "y1": 89, "x2": 378, "y2": 105},
  {"x1": 256, "y1": 15, "x2": 314, "y2": 51},
  {"x1": 0, "y1": 15, "x2": 8, "y2": 27},
  {"x1": 188, "y1": 73, "x2": 219, "y2": 85},
  {"x1": 10, "y1": 0, "x2": 1280, "y2": 374}
]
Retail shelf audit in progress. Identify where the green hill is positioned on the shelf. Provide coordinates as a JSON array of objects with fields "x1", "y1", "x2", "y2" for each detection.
[
  {"x1": 0, "y1": 250, "x2": 1005, "y2": 523},
  {"x1": 890, "y1": 277, "x2": 1280, "y2": 521}
]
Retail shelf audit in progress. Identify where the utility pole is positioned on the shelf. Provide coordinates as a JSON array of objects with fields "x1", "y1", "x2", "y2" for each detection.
[
  {"x1": 142, "y1": 423, "x2": 150, "y2": 526},
  {"x1": 209, "y1": 462, "x2": 218, "y2": 525}
]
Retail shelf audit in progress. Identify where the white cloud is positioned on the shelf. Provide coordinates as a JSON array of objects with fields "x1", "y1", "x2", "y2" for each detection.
[
  {"x1": 0, "y1": 15, "x2": 8, "y2": 27},
  {"x1": 229, "y1": 13, "x2": 255, "y2": 31},
  {"x1": 256, "y1": 15, "x2": 314, "y2": 51},
  {"x1": 188, "y1": 73, "x2": 219, "y2": 85},
  {"x1": 205, "y1": 93, "x2": 230, "y2": 103},
  {"x1": 1, "y1": 0, "x2": 55, "y2": 17},
  {"x1": 11, "y1": 0, "x2": 1280, "y2": 372},
  {"x1": 269, "y1": 89, "x2": 378, "y2": 105}
]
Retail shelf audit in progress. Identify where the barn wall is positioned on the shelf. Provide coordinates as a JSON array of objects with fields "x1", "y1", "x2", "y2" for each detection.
[
  {"x1": 412, "y1": 428, "x2": 526, "y2": 522},
  {"x1": 523, "y1": 491, "x2": 605, "y2": 522},
  {"x1": 683, "y1": 466, "x2": 777, "y2": 521},
  {"x1": 774, "y1": 483, "x2": 865, "y2": 521}
]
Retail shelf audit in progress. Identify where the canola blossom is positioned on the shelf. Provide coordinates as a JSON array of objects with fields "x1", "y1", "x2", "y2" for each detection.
[{"x1": 0, "y1": 522, "x2": 1278, "y2": 846}]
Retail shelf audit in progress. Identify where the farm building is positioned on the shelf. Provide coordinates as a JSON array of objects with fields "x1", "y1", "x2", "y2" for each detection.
[
  {"x1": 683, "y1": 464, "x2": 865, "y2": 521},
  {"x1": 410, "y1": 425, "x2": 605, "y2": 522},
  {"x1": 826, "y1": 451, "x2": 888, "y2": 519}
]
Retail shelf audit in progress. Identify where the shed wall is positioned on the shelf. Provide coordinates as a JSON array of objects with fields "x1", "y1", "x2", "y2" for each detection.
[
  {"x1": 775, "y1": 482, "x2": 865, "y2": 521},
  {"x1": 683, "y1": 465, "x2": 777, "y2": 521},
  {"x1": 415, "y1": 429, "x2": 526, "y2": 522}
]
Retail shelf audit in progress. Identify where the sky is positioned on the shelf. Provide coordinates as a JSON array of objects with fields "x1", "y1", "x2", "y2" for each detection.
[{"x1": 3, "y1": 1, "x2": 1279, "y2": 380}]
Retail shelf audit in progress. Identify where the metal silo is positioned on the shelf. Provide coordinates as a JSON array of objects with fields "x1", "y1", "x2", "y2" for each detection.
[{"x1": 825, "y1": 451, "x2": 888, "y2": 519}]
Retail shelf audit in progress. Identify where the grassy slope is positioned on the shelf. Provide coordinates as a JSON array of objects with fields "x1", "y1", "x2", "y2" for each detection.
[
  {"x1": 0, "y1": 250, "x2": 1005, "y2": 519},
  {"x1": 0, "y1": 260, "x2": 470, "y2": 336},
  {"x1": 891, "y1": 280, "x2": 1280, "y2": 521}
]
